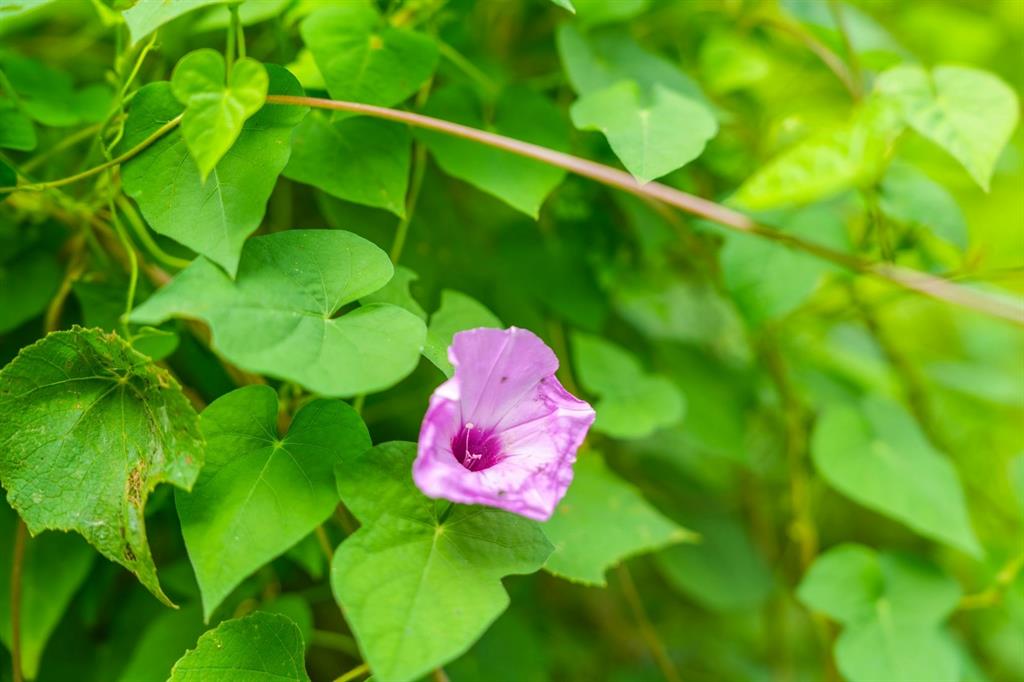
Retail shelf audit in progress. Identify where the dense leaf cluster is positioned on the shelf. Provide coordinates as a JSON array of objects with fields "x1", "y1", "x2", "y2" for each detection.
[{"x1": 0, "y1": 1, "x2": 1021, "y2": 682}]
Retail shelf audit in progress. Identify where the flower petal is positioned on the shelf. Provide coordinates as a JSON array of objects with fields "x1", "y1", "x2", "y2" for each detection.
[
  {"x1": 413, "y1": 366, "x2": 595, "y2": 521},
  {"x1": 449, "y1": 327, "x2": 558, "y2": 428}
]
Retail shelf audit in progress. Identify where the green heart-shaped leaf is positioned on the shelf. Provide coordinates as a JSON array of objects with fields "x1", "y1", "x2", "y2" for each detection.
[
  {"x1": 332, "y1": 442, "x2": 552, "y2": 682},
  {"x1": 169, "y1": 612, "x2": 310, "y2": 681},
  {"x1": 570, "y1": 81, "x2": 717, "y2": 184},
  {"x1": 121, "y1": 67, "x2": 307, "y2": 276},
  {"x1": 300, "y1": 3, "x2": 437, "y2": 107},
  {"x1": 875, "y1": 64, "x2": 1018, "y2": 191},
  {"x1": 130, "y1": 230, "x2": 426, "y2": 397},
  {"x1": 171, "y1": 49, "x2": 269, "y2": 181},
  {"x1": 178, "y1": 385, "x2": 371, "y2": 620},
  {"x1": 811, "y1": 396, "x2": 982, "y2": 557},
  {"x1": 799, "y1": 545, "x2": 962, "y2": 682}
]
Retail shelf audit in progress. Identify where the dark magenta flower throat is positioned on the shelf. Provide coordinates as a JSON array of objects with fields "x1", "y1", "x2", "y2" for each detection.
[{"x1": 451, "y1": 423, "x2": 504, "y2": 471}]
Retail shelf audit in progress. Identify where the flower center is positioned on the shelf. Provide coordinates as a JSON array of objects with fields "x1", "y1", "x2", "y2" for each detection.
[{"x1": 451, "y1": 422, "x2": 504, "y2": 472}]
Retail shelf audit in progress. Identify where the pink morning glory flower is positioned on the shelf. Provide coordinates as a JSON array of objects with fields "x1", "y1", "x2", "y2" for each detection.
[{"x1": 413, "y1": 327, "x2": 596, "y2": 521}]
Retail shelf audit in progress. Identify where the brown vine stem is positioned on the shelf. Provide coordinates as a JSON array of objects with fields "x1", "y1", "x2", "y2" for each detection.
[
  {"x1": 10, "y1": 519, "x2": 26, "y2": 682},
  {"x1": 263, "y1": 94, "x2": 1024, "y2": 327},
  {"x1": 4, "y1": 94, "x2": 1020, "y2": 326}
]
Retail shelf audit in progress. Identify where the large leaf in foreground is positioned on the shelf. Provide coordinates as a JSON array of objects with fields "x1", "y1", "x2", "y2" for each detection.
[
  {"x1": 121, "y1": 66, "x2": 307, "y2": 276},
  {"x1": 543, "y1": 453, "x2": 691, "y2": 585},
  {"x1": 811, "y1": 396, "x2": 981, "y2": 556},
  {"x1": 169, "y1": 611, "x2": 310, "y2": 681},
  {"x1": 876, "y1": 64, "x2": 1018, "y2": 190},
  {"x1": 131, "y1": 230, "x2": 426, "y2": 397},
  {"x1": 798, "y1": 544, "x2": 962, "y2": 682},
  {"x1": 0, "y1": 502, "x2": 94, "y2": 680},
  {"x1": 0, "y1": 327, "x2": 204, "y2": 605},
  {"x1": 332, "y1": 442, "x2": 552, "y2": 682},
  {"x1": 179, "y1": 385, "x2": 371, "y2": 620}
]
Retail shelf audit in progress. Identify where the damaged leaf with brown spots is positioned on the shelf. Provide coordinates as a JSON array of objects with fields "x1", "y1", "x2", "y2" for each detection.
[{"x1": 0, "y1": 327, "x2": 204, "y2": 605}]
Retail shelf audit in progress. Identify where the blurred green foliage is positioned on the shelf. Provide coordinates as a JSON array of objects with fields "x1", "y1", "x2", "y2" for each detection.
[{"x1": 0, "y1": 1, "x2": 1021, "y2": 681}]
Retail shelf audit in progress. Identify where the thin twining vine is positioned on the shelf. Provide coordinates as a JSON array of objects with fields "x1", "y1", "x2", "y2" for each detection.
[{"x1": 2, "y1": 96, "x2": 1020, "y2": 327}]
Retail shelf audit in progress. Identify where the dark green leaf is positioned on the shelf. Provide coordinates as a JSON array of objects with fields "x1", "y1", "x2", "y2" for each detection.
[
  {"x1": 0, "y1": 247, "x2": 60, "y2": 333},
  {"x1": 178, "y1": 385, "x2": 370, "y2": 620},
  {"x1": 0, "y1": 502, "x2": 94, "y2": 680},
  {"x1": 0, "y1": 102, "x2": 35, "y2": 150},
  {"x1": 0, "y1": 327, "x2": 204, "y2": 604}
]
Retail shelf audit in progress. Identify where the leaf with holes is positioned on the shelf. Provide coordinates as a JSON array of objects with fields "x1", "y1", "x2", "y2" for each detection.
[
  {"x1": 332, "y1": 442, "x2": 552, "y2": 682},
  {"x1": 178, "y1": 385, "x2": 371, "y2": 620},
  {"x1": 0, "y1": 327, "x2": 204, "y2": 605},
  {"x1": 130, "y1": 230, "x2": 426, "y2": 397}
]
